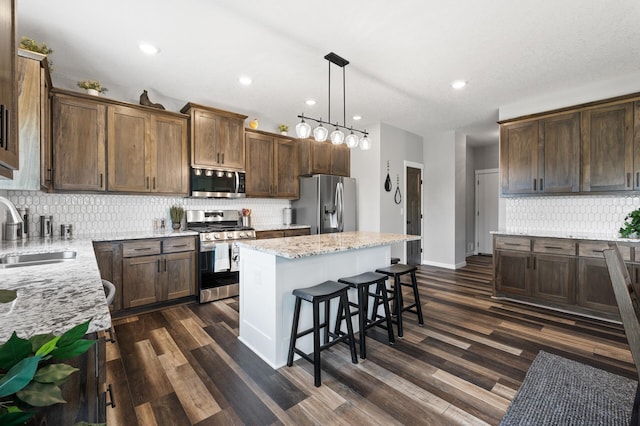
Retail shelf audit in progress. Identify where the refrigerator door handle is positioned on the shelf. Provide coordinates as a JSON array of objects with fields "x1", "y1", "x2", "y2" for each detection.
[{"x1": 336, "y1": 182, "x2": 344, "y2": 232}]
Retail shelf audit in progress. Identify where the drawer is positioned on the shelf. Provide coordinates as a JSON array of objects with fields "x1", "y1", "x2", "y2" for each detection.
[
  {"x1": 122, "y1": 240, "x2": 161, "y2": 257},
  {"x1": 256, "y1": 230, "x2": 286, "y2": 240},
  {"x1": 163, "y1": 237, "x2": 196, "y2": 253},
  {"x1": 495, "y1": 236, "x2": 531, "y2": 252},
  {"x1": 578, "y1": 241, "x2": 631, "y2": 261},
  {"x1": 284, "y1": 228, "x2": 310, "y2": 237},
  {"x1": 533, "y1": 238, "x2": 575, "y2": 255}
]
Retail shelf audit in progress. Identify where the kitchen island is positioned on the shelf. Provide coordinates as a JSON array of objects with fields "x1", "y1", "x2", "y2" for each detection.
[{"x1": 237, "y1": 231, "x2": 420, "y2": 368}]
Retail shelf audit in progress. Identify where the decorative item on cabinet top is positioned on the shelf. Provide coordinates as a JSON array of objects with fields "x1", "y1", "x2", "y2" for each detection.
[
  {"x1": 139, "y1": 89, "x2": 165, "y2": 110},
  {"x1": 20, "y1": 36, "x2": 53, "y2": 70},
  {"x1": 76, "y1": 80, "x2": 107, "y2": 96},
  {"x1": 249, "y1": 118, "x2": 259, "y2": 129}
]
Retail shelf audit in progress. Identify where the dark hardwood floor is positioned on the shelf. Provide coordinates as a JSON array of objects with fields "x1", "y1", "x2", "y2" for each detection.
[{"x1": 106, "y1": 256, "x2": 636, "y2": 425}]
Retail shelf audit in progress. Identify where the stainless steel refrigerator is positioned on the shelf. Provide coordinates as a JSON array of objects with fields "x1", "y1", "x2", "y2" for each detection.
[{"x1": 293, "y1": 175, "x2": 356, "y2": 234}]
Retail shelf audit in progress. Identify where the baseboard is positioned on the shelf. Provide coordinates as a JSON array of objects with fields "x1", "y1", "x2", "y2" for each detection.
[{"x1": 422, "y1": 260, "x2": 467, "y2": 270}]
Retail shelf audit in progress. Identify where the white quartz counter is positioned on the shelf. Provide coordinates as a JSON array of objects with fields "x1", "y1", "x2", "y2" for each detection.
[
  {"x1": 0, "y1": 230, "x2": 197, "y2": 343},
  {"x1": 491, "y1": 230, "x2": 635, "y2": 242},
  {"x1": 237, "y1": 231, "x2": 420, "y2": 259}
]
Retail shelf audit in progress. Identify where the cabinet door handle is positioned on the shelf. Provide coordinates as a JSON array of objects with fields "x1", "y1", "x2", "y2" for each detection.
[
  {"x1": 157, "y1": 259, "x2": 160, "y2": 272},
  {"x1": 100, "y1": 173, "x2": 104, "y2": 188},
  {"x1": 3, "y1": 107, "x2": 8, "y2": 151},
  {"x1": 152, "y1": 177, "x2": 156, "y2": 190},
  {"x1": 532, "y1": 257, "x2": 536, "y2": 269},
  {"x1": 636, "y1": 172, "x2": 639, "y2": 188},
  {"x1": 106, "y1": 383, "x2": 116, "y2": 409},
  {"x1": 221, "y1": 153, "x2": 224, "y2": 164},
  {"x1": 539, "y1": 178, "x2": 543, "y2": 191},
  {"x1": 526, "y1": 256, "x2": 530, "y2": 269},
  {"x1": 164, "y1": 258, "x2": 167, "y2": 272},
  {"x1": 627, "y1": 172, "x2": 632, "y2": 189},
  {"x1": 106, "y1": 327, "x2": 116, "y2": 344},
  {"x1": 217, "y1": 153, "x2": 220, "y2": 163},
  {"x1": 0, "y1": 104, "x2": 4, "y2": 148},
  {"x1": 533, "y1": 178, "x2": 537, "y2": 191}
]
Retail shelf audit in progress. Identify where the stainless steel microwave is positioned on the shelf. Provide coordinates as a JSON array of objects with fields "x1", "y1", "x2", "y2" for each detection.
[{"x1": 190, "y1": 168, "x2": 246, "y2": 198}]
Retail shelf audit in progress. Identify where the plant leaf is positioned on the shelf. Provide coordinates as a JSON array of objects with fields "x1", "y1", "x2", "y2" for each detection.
[
  {"x1": 0, "y1": 355, "x2": 42, "y2": 397},
  {"x1": 0, "y1": 411, "x2": 36, "y2": 426},
  {"x1": 51, "y1": 339, "x2": 95, "y2": 360},
  {"x1": 56, "y1": 319, "x2": 92, "y2": 349},
  {"x1": 34, "y1": 336, "x2": 60, "y2": 357},
  {"x1": 16, "y1": 381, "x2": 66, "y2": 407},
  {"x1": 0, "y1": 289, "x2": 17, "y2": 304},
  {"x1": 0, "y1": 332, "x2": 32, "y2": 370},
  {"x1": 33, "y1": 363, "x2": 78, "y2": 384},
  {"x1": 29, "y1": 333, "x2": 56, "y2": 353}
]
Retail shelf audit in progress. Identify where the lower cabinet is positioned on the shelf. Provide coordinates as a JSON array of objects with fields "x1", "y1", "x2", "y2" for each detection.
[
  {"x1": 94, "y1": 236, "x2": 196, "y2": 312},
  {"x1": 493, "y1": 234, "x2": 627, "y2": 320},
  {"x1": 255, "y1": 227, "x2": 311, "y2": 239}
]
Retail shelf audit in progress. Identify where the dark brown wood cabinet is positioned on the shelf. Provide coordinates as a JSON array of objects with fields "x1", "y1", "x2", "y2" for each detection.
[
  {"x1": 531, "y1": 254, "x2": 575, "y2": 305},
  {"x1": 93, "y1": 241, "x2": 123, "y2": 312},
  {"x1": 576, "y1": 257, "x2": 619, "y2": 314},
  {"x1": 494, "y1": 249, "x2": 530, "y2": 296},
  {"x1": 181, "y1": 103, "x2": 247, "y2": 171},
  {"x1": 121, "y1": 237, "x2": 196, "y2": 309},
  {"x1": 245, "y1": 129, "x2": 299, "y2": 198},
  {"x1": 107, "y1": 104, "x2": 188, "y2": 194},
  {"x1": 255, "y1": 227, "x2": 311, "y2": 239},
  {"x1": 52, "y1": 93, "x2": 107, "y2": 191},
  {"x1": 0, "y1": 0, "x2": 18, "y2": 176},
  {"x1": 581, "y1": 101, "x2": 634, "y2": 192},
  {"x1": 298, "y1": 137, "x2": 350, "y2": 177},
  {"x1": 500, "y1": 112, "x2": 579, "y2": 195}
]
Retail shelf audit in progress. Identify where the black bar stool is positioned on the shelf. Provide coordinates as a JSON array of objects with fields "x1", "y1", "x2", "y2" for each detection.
[
  {"x1": 336, "y1": 271, "x2": 395, "y2": 359},
  {"x1": 287, "y1": 280, "x2": 358, "y2": 387},
  {"x1": 375, "y1": 264, "x2": 424, "y2": 337}
]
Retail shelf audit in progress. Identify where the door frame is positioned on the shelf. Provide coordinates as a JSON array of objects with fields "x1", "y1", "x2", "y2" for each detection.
[
  {"x1": 404, "y1": 161, "x2": 424, "y2": 264},
  {"x1": 474, "y1": 168, "x2": 499, "y2": 255}
]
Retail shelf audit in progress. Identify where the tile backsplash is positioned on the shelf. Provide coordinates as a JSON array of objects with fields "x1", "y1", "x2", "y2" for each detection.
[
  {"x1": 505, "y1": 194, "x2": 640, "y2": 238},
  {"x1": 6, "y1": 191, "x2": 290, "y2": 238}
]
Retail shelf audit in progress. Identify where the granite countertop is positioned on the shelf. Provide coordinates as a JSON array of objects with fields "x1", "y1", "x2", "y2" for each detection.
[
  {"x1": 86, "y1": 229, "x2": 198, "y2": 242},
  {"x1": 237, "y1": 231, "x2": 420, "y2": 259},
  {"x1": 490, "y1": 230, "x2": 636, "y2": 242},
  {"x1": 0, "y1": 237, "x2": 110, "y2": 343},
  {"x1": 252, "y1": 224, "x2": 310, "y2": 232}
]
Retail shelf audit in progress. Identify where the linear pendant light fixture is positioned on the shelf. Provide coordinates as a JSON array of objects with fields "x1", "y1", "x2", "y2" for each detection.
[{"x1": 296, "y1": 52, "x2": 370, "y2": 150}]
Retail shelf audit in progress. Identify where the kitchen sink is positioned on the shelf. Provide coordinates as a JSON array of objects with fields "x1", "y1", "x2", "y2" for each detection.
[{"x1": 0, "y1": 250, "x2": 77, "y2": 268}]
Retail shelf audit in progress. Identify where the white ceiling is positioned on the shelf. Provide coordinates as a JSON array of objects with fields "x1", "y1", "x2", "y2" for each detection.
[{"x1": 16, "y1": 0, "x2": 640, "y2": 147}]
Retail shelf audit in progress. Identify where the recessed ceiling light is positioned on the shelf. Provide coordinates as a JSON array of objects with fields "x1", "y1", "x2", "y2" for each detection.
[
  {"x1": 238, "y1": 76, "x2": 252, "y2": 85},
  {"x1": 352, "y1": 115, "x2": 362, "y2": 121},
  {"x1": 139, "y1": 43, "x2": 159, "y2": 55},
  {"x1": 451, "y1": 80, "x2": 467, "y2": 89},
  {"x1": 305, "y1": 99, "x2": 316, "y2": 106}
]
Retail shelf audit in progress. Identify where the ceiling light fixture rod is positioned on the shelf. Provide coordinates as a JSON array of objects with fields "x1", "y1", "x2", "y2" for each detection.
[{"x1": 296, "y1": 114, "x2": 368, "y2": 136}]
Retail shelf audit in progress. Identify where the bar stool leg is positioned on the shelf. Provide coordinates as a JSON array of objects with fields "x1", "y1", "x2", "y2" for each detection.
[
  {"x1": 323, "y1": 296, "x2": 331, "y2": 344},
  {"x1": 342, "y1": 292, "x2": 358, "y2": 364},
  {"x1": 411, "y1": 271, "x2": 424, "y2": 326},
  {"x1": 287, "y1": 298, "x2": 302, "y2": 367},
  {"x1": 358, "y1": 284, "x2": 369, "y2": 359},
  {"x1": 395, "y1": 275, "x2": 405, "y2": 337},
  {"x1": 312, "y1": 301, "x2": 323, "y2": 387},
  {"x1": 377, "y1": 280, "x2": 395, "y2": 345}
]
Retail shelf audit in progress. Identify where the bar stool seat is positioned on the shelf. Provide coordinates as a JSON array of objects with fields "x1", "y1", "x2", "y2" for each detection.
[
  {"x1": 287, "y1": 280, "x2": 358, "y2": 387},
  {"x1": 375, "y1": 264, "x2": 424, "y2": 337},
  {"x1": 336, "y1": 271, "x2": 395, "y2": 359}
]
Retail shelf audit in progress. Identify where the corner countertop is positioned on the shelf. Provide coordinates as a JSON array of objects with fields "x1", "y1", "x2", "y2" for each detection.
[
  {"x1": 490, "y1": 230, "x2": 636, "y2": 242},
  {"x1": 237, "y1": 231, "x2": 420, "y2": 259},
  {"x1": 0, "y1": 230, "x2": 198, "y2": 344},
  {"x1": 252, "y1": 224, "x2": 310, "y2": 232}
]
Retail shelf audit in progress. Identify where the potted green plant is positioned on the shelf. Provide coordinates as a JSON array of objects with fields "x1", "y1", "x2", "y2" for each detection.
[
  {"x1": 0, "y1": 314, "x2": 96, "y2": 426},
  {"x1": 278, "y1": 124, "x2": 289, "y2": 135},
  {"x1": 19, "y1": 37, "x2": 53, "y2": 70},
  {"x1": 619, "y1": 207, "x2": 640, "y2": 238},
  {"x1": 76, "y1": 80, "x2": 108, "y2": 96},
  {"x1": 169, "y1": 205, "x2": 185, "y2": 231}
]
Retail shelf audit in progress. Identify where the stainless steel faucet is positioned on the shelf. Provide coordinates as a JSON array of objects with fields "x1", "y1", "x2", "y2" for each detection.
[{"x1": 0, "y1": 196, "x2": 23, "y2": 225}]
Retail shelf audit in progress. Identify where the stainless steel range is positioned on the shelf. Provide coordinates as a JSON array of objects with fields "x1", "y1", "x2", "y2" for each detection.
[{"x1": 186, "y1": 209, "x2": 255, "y2": 303}]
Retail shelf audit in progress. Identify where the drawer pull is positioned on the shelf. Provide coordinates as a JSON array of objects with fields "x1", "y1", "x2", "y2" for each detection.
[
  {"x1": 591, "y1": 249, "x2": 603, "y2": 253},
  {"x1": 134, "y1": 247, "x2": 152, "y2": 251},
  {"x1": 504, "y1": 243, "x2": 523, "y2": 246},
  {"x1": 170, "y1": 244, "x2": 188, "y2": 248},
  {"x1": 106, "y1": 383, "x2": 116, "y2": 408},
  {"x1": 544, "y1": 246, "x2": 564, "y2": 250}
]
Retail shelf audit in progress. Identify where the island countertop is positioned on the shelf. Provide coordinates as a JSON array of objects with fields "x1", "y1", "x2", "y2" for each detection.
[{"x1": 237, "y1": 231, "x2": 420, "y2": 259}]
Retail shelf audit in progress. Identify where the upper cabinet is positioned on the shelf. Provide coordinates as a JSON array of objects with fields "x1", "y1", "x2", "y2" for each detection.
[
  {"x1": 0, "y1": 50, "x2": 52, "y2": 190},
  {"x1": 298, "y1": 138, "x2": 351, "y2": 177},
  {"x1": 52, "y1": 93, "x2": 107, "y2": 191},
  {"x1": 500, "y1": 93, "x2": 640, "y2": 196},
  {"x1": 0, "y1": 0, "x2": 18, "y2": 174},
  {"x1": 245, "y1": 129, "x2": 299, "y2": 199},
  {"x1": 107, "y1": 104, "x2": 188, "y2": 195},
  {"x1": 581, "y1": 101, "x2": 634, "y2": 192},
  {"x1": 180, "y1": 103, "x2": 247, "y2": 171}
]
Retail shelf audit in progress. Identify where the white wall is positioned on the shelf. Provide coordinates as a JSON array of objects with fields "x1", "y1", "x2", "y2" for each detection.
[
  {"x1": 454, "y1": 132, "x2": 467, "y2": 265},
  {"x1": 351, "y1": 124, "x2": 381, "y2": 232}
]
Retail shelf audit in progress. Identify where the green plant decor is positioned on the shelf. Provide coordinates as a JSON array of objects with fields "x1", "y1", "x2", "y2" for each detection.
[
  {"x1": 169, "y1": 205, "x2": 185, "y2": 224},
  {"x1": 0, "y1": 318, "x2": 96, "y2": 426},
  {"x1": 19, "y1": 37, "x2": 54, "y2": 70},
  {"x1": 619, "y1": 208, "x2": 640, "y2": 238},
  {"x1": 278, "y1": 124, "x2": 289, "y2": 132},
  {"x1": 76, "y1": 80, "x2": 108, "y2": 94}
]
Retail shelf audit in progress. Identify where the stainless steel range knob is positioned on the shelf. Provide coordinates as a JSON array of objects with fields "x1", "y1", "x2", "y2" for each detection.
[
  {"x1": 239, "y1": 232, "x2": 246, "y2": 238},
  {"x1": 204, "y1": 234, "x2": 212, "y2": 241},
  {"x1": 214, "y1": 233, "x2": 221, "y2": 240},
  {"x1": 227, "y1": 232, "x2": 233, "y2": 238}
]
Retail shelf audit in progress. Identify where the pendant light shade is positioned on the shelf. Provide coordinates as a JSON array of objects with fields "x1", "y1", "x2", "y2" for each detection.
[
  {"x1": 345, "y1": 130, "x2": 359, "y2": 148},
  {"x1": 295, "y1": 116, "x2": 311, "y2": 139},
  {"x1": 360, "y1": 134, "x2": 371, "y2": 150},
  {"x1": 313, "y1": 122, "x2": 328, "y2": 142},
  {"x1": 330, "y1": 125, "x2": 345, "y2": 145}
]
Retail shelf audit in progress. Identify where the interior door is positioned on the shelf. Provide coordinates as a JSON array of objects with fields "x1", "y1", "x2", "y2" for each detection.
[
  {"x1": 406, "y1": 167, "x2": 422, "y2": 265},
  {"x1": 476, "y1": 170, "x2": 499, "y2": 254}
]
